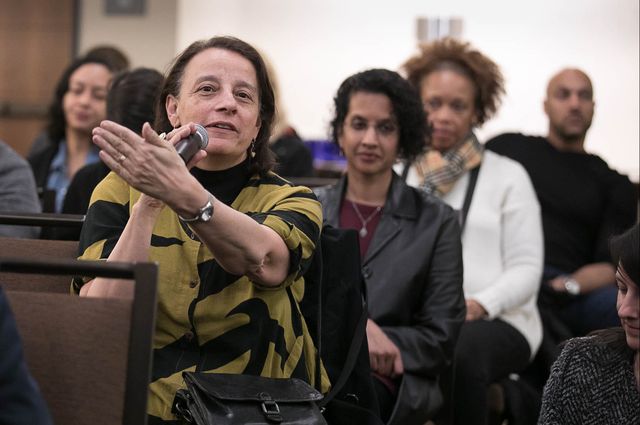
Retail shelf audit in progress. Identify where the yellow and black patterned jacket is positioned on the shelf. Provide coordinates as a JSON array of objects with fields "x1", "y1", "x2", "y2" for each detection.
[{"x1": 74, "y1": 166, "x2": 330, "y2": 421}]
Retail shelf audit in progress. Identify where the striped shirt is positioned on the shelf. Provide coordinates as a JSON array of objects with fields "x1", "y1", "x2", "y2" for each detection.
[{"x1": 75, "y1": 162, "x2": 329, "y2": 421}]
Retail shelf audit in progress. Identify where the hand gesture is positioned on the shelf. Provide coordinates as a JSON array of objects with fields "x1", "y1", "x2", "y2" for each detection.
[
  {"x1": 92, "y1": 121, "x2": 207, "y2": 207},
  {"x1": 366, "y1": 319, "x2": 404, "y2": 378}
]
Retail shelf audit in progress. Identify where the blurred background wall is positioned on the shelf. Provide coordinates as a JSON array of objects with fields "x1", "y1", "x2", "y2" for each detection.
[{"x1": 1, "y1": 0, "x2": 637, "y2": 180}]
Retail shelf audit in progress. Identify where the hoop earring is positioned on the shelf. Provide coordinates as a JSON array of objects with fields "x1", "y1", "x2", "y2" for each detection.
[{"x1": 250, "y1": 139, "x2": 256, "y2": 158}]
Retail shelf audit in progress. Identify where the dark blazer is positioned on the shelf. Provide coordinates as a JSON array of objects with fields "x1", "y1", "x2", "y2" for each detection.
[
  {"x1": 315, "y1": 173, "x2": 465, "y2": 425},
  {"x1": 27, "y1": 132, "x2": 59, "y2": 192}
]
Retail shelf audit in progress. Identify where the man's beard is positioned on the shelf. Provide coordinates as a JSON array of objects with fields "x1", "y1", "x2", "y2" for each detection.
[{"x1": 553, "y1": 117, "x2": 592, "y2": 144}]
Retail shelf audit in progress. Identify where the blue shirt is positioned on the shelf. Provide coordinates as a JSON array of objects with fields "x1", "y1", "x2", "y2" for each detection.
[{"x1": 46, "y1": 141, "x2": 100, "y2": 213}]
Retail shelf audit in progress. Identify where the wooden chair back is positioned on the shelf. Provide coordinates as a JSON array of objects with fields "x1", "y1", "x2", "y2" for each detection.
[
  {"x1": 1, "y1": 257, "x2": 158, "y2": 425},
  {"x1": 0, "y1": 211, "x2": 85, "y2": 240},
  {"x1": 0, "y1": 236, "x2": 78, "y2": 293}
]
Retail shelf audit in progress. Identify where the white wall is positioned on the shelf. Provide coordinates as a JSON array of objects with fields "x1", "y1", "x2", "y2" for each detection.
[
  {"x1": 78, "y1": 0, "x2": 177, "y2": 73},
  {"x1": 168, "y1": 0, "x2": 639, "y2": 180}
]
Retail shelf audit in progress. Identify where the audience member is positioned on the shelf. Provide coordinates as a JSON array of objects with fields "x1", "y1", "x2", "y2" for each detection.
[
  {"x1": 27, "y1": 45, "x2": 127, "y2": 212},
  {"x1": 84, "y1": 44, "x2": 130, "y2": 72},
  {"x1": 0, "y1": 141, "x2": 41, "y2": 238},
  {"x1": 538, "y1": 222, "x2": 640, "y2": 424},
  {"x1": 28, "y1": 56, "x2": 114, "y2": 212},
  {"x1": 75, "y1": 36, "x2": 329, "y2": 422},
  {"x1": 265, "y1": 57, "x2": 314, "y2": 177},
  {"x1": 315, "y1": 68, "x2": 465, "y2": 425},
  {"x1": 271, "y1": 120, "x2": 314, "y2": 177},
  {"x1": 486, "y1": 68, "x2": 638, "y2": 337},
  {"x1": 400, "y1": 38, "x2": 544, "y2": 425},
  {"x1": 0, "y1": 286, "x2": 53, "y2": 424},
  {"x1": 55, "y1": 68, "x2": 164, "y2": 240}
]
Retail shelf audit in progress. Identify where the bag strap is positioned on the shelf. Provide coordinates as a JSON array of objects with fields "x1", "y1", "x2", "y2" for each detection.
[
  {"x1": 459, "y1": 163, "x2": 481, "y2": 232},
  {"x1": 400, "y1": 160, "x2": 411, "y2": 181},
  {"x1": 317, "y1": 292, "x2": 368, "y2": 408},
  {"x1": 313, "y1": 240, "x2": 323, "y2": 392}
]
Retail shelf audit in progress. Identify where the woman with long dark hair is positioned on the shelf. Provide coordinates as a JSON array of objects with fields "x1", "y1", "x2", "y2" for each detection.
[{"x1": 28, "y1": 56, "x2": 114, "y2": 212}]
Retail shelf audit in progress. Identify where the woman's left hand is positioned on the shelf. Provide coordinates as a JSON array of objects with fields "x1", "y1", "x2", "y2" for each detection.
[
  {"x1": 366, "y1": 319, "x2": 404, "y2": 378},
  {"x1": 465, "y1": 299, "x2": 488, "y2": 322},
  {"x1": 92, "y1": 121, "x2": 207, "y2": 206}
]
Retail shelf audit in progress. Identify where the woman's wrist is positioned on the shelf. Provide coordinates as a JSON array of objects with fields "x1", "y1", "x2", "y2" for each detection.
[
  {"x1": 131, "y1": 198, "x2": 164, "y2": 226},
  {"x1": 169, "y1": 176, "x2": 211, "y2": 219}
]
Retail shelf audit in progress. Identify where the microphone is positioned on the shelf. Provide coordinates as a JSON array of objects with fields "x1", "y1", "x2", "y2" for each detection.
[{"x1": 175, "y1": 124, "x2": 209, "y2": 163}]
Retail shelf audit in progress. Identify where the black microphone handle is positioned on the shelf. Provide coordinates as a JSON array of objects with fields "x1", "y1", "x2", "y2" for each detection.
[{"x1": 175, "y1": 135, "x2": 202, "y2": 163}]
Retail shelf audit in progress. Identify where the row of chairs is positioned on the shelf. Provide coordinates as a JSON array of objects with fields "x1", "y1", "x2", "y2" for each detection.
[{"x1": 0, "y1": 213, "x2": 159, "y2": 425}]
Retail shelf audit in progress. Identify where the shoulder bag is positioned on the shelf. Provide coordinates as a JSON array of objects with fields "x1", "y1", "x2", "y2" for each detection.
[{"x1": 172, "y1": 372, "x2": 327, "y2": 424}]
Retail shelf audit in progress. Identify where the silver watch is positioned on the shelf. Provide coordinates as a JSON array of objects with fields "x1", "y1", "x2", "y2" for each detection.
[
  {"x1": 563, "y1": 277, "x2": 581, "y2": 295},
  {"x1": 178, "y1": 193, "x2": 215, "y2": 223}
]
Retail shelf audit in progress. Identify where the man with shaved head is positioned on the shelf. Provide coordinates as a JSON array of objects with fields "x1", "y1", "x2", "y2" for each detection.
[
  {"x1": 544, "y1": 69, "x2": 594, "y2": 151},
  {"x1": 487, "y1": 68, "x2": 637, "y2": 338}
]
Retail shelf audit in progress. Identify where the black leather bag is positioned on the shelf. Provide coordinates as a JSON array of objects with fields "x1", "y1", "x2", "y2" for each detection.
[{"x1": 172, "y1": 372, "x2": 327, "y2": 425}]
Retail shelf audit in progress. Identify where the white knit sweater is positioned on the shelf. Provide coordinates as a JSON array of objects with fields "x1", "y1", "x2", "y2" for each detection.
[{"x1": 399, "y1": 150, "x2": 543, "y2": 356}]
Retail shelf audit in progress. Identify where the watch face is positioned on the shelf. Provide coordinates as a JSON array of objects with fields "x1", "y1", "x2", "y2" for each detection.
[
  {"x1": 199, "y1": 200, "x2": 214, "y2": 222},
  {"x1": 178, "y1": 194, "x2": 214, "y2": 223},
  {"x1": 565, "y1": 280, "x2": 580, "y2": 295}
]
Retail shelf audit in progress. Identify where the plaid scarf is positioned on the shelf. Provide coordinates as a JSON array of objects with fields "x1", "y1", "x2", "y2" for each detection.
[{"x1": 417, "y1": 132, "x2": 483, "y2": 196}]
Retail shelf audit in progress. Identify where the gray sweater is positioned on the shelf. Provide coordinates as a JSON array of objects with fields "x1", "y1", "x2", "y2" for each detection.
[
  {"x1": 0, "y1": 141, "x2": 41, "y2": 238},
  {"x1": 539, "y1": 335, "x2": 640, "y2": 425}
]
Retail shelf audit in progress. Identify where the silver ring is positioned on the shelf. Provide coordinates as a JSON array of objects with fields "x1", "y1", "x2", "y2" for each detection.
[{"x1": 118, "y1": 154, "x2": 126, "y2": 163}]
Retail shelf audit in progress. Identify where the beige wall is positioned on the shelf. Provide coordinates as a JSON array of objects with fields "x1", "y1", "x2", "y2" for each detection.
[
  {"x1": 76, "y1": 0, "x2": 638, "y2": 180},
  {"x1": 176, "y1": 0, "x2": 639, "y2": 181},
  {"x1": 78, "y1": 0, "x2": 177, "y2": 73}
]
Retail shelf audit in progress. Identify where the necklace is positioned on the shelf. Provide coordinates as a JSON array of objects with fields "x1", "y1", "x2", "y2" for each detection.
[{"x1": 350, "y1": 200, "x2": 382, "y2": 238}]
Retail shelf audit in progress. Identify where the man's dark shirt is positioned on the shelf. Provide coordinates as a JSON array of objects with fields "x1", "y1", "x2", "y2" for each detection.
[{"x1": 486, "y1": 133, "x2": 637, "y2": 274}]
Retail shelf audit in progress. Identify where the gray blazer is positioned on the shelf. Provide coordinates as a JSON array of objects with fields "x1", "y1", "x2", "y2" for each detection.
[
  {"x1": 0, "y1": 141, "x2": 41, "y2": 238},
  {"x1": 315, "y1": 173, "x2": 465, "y2": 425}
]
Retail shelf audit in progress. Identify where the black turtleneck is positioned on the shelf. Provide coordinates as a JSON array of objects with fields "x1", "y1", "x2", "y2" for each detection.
[{"x1": 190, "y1": 159, "x2": 252, "y2": 206}]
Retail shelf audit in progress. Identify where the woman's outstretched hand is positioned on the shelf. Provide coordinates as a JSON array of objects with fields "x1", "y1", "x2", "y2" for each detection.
[{"x1": 92, "y1": 121, "x2": 207, "y2": 207}]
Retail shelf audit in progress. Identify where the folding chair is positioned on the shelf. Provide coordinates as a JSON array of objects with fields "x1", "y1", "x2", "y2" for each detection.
[
  {"x1": 0, "y1": 257, "x2": 158, "y2": 425},
  {"x1": 0, "y1": 236, "x2": 78, "y2": 292}
]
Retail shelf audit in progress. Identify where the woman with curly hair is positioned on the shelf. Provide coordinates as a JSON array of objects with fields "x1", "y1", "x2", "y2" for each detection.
[
  {"x1": 315, "y1": 68, "x2": 465, "y2": 425},
  {"x1": 399, "y1": 38, "x2": 545, "y2": 425}
]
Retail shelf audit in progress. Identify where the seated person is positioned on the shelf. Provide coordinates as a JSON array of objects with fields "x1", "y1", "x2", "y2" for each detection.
[
  {"x1": 74, "y1": 36, "x2": 329, "y2": 422},
  {"x1": 0, "y1": 141, "x2": 41, "y2": 238},
  {"x1": 399, "y1": 38, "x2": 544, "y2": 425},
  {"x1": 486, "y1": 69, "x2": 638, "y2": 337},
  {"x1": 538, "y1": 222, "x2": 640, "y2": 424},
  {"x1": 56, "y1": 68, "x2": 164, "y2": 240},
  {"x1": 28, "y1": 44, "x2": 128, "y2": 151},
  {"x1": 83, "y1": 44, "x2": 130, "y2": 72},
  {"x1": 28, "y1": 56, "x2": 114, "y2": 213},
  {"x1": 265, "y1": 58, "x2": 313, "y2": 177},
  {"x1": 315, "y1": 68, "x2": 465, "y2": 425},
  {"x1": 270, "y1": 125, "x2": 313, "y2": 178}
]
